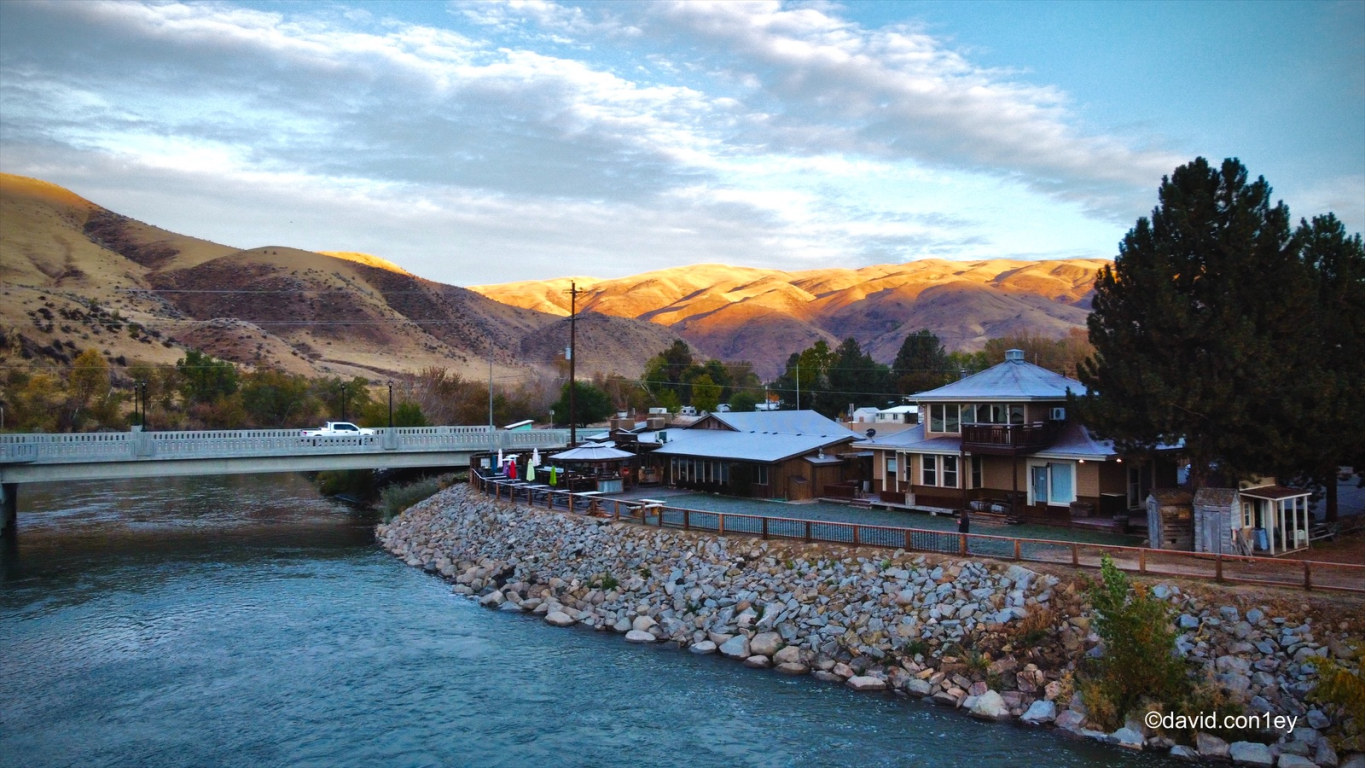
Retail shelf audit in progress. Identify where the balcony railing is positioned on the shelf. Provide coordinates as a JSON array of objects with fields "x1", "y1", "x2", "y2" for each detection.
[{"x1": 961, "y1": 421, "x2": 1060, "y2": 454}]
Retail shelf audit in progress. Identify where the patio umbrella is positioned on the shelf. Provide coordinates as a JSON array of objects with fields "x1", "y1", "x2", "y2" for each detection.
[
  {"x1": 531, "y1": 448, "x2": 541, "y2": 467},
  {"x1": 508, "y1": 460, "x2": 518, "y2": 480},
  {"x1": 549, "y1": 466, "x2": 558, "y2": 486},
  {"x1": 497, "y1": 448, "x2": 504, "y2": 469}
]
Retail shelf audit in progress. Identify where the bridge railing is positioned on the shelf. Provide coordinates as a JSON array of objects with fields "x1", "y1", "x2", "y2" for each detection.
[{"x1": 0, "y1": 427, "x2": 568, "y2": 464}]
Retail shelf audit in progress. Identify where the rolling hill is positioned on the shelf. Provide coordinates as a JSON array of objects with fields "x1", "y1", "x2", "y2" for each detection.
[{"x1": 0, "y1": 173, "x2": 681, "y2": 383}]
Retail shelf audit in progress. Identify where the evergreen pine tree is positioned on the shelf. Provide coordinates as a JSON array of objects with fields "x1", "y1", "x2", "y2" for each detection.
[{"x1": 1077, "y1": 158, "x2": 1318, "y2": 485}]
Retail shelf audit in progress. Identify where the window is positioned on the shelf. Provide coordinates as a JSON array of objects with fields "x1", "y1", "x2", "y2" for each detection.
[
  {"x1": 720, "y1": 462, "x2": 730, "y2": 484},
  {"x1": 922, "y1": 455, "x2": 937, "y2": 486},
  {"x1": 928, "y1": 404, "x2": 959, "y2": 433},
  {"x1": 1029, "y1": 461, "x2": 1076, "y2": 505},
  {"x1": 971, "y1": 456, "x2": 983, "y2": 489},
  {"x1": 1010, "y1": 404, "x2": 1024, "y2": 424},
  {"x1": 755, "y1": 464, "x2": 770, "y2": 485},
  {"x1": 942, "y1": 456, "x2": 958, "y2": 488},
  {"x1": 886, "y1": 456, "x2": 897, "y2": 476},
  {"x1": 670, "y1": 457, "x2": 678, "y2": 482}
]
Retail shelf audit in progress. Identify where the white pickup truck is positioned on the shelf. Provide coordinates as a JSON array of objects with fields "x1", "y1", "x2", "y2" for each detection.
[{"x1": 300, "y1": 421, "x2": 376, "y2": 437}]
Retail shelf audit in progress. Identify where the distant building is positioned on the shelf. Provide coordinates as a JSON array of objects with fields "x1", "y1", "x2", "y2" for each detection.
[
  {"x1": 875, "y1": 405, "x2": 918, "y2": 424},
  {"x1": 623, "y1": 410, "x2": 860, "y2": 501},
  {"x1": 850, "y1": 407, "x2": 880, "y2": 423}
]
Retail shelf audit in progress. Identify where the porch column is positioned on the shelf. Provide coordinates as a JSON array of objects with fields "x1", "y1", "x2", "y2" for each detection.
[{"x1": 1279, "y1": 500, "x2": 1287, "y2": 554}]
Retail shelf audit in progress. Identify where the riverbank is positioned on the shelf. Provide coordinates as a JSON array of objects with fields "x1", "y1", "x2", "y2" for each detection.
[{"x1": 379, "y1": 485, "x2": 1364, "y2": 767}]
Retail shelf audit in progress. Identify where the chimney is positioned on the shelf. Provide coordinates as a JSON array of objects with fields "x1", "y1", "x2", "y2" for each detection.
[{"x1": 1005, "y1": 348, "x2": 1025, "y2": 363}]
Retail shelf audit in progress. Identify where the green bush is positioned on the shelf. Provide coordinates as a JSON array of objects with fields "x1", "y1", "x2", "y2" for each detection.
[
  {"x1": 1081, "y1": 554, "x2": 1190, "y2": 730},
  {"x1": 315, "y1": 469, "x2": 375, "y2": 499},
  {"x1": 379, "y1": 476, "x2": 444, "y2": 522},
  {"x1": 1309, "y1": 646, "x2": 1364, "y2": 751}
]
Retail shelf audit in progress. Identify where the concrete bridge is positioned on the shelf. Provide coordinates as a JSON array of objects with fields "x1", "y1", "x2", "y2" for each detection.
[{"x1": 0, "y1": 426, "x2": 569, "y2": 535}]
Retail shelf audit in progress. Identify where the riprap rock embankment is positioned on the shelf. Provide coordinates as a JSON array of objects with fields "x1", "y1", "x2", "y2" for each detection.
[{"x1": 378, "y1": 486, "x2": 1361, "y2": 767}]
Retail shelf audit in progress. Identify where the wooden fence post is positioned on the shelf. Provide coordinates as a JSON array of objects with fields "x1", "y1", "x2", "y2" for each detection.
[
  {"x1": 1071, "y1": 543, "x2": 1079, "y2": 567},
  {"x1": 851, "y1": 525, "x2": 860, "y2": 547},
  {"x1": 1304, "y1": 561, "x2": 1312, "y2": 591},
  {"x1": 718, "y1": 514, "x2": 725, "y2": 535},
  {"x1": 959, "y1": 533, "x2": 967, "y2": 556},
  {"x1": 1215, "y1": 554, "x2": 1223, "y2": 583},
  {"x1": 805, "y1": 521, "x2": 812, "y2": 543},
  {"x1": 684, "y1": 509, "x2": 690, "y2": 531},
  {"x1": 1013, "y1": 539, "x2": 1021, "y2": 561},
  {"x1": 762, "y1": 517, "x2": 769, "y2": 540},
  {"x1": 905, "y1": 529, "x2": 912, "y2": 551},
  {"x1": 1139, "y1": 548, "x2": 1147, "y2": 574}
]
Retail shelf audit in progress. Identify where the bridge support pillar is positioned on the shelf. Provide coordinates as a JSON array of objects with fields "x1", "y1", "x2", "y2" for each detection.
[{"x1": 1, "y1": 483, "x2": 16, "y2": 537}]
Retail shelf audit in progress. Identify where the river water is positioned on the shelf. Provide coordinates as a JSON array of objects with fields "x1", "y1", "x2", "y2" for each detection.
[{"x1": 0, "y1": 474, "x2": 1174, "y2": 767}]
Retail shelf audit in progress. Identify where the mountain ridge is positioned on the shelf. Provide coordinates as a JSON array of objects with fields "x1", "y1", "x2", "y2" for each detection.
[{"x1": 471, "y1": 257, "x2": 1108, "y2": 377}]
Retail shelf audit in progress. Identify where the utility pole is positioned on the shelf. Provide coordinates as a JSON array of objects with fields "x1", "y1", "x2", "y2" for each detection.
[
  {"x1": 568, "y1": 280, "x2": 578, "y2": 445},
  {"x1": 488, "y1": 352, "x2": 494, "y2": 432},
  {"x1": 795, "y1": 360, "x2": 800, "y2": 411}
]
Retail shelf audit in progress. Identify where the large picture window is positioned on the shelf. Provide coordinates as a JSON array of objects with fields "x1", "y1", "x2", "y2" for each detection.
[
  {"x1": 942, "y1": 456, "x2": 958, "y2": 488},
  {"x1": 928, "y1": 404, "x2": 959, "y2": 433}
]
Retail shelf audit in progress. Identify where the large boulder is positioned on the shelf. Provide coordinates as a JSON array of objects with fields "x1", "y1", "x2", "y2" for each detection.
[
  {"x1": 625, "y1": 630, "x2": 657, "y2": 644},
  {"x1": 1054, "y1": 710, "x2": 1085, "y2": 732},
  {"x1": 846, "y1": 676, "x2": 888, "y2": 692},
  {"x1": 750, "y1": 632, "x2": 783, "y2": 657},
  {"x1": 905, "y1": 679, "x2": 932, "y2": 697},
  {"x1": 1111, "y1": 728, "x2": 1144, "y2": 751},
  {"x1": 689, "y1": 641, "x2": 718, "y2": 655},
  {"x1": 967, "y1": 690, "x2": 1010, "y2": 721},
  {"x1": 719, "y1": 635, "x2": 751, "y2": 660},
  {"x1": 1228, "y1": 741, "x2": 1273, "y2": 767},
  {"x1": 545, "y1": 611, "x2": 575, "y2": 627},
  {"x1": 1020, "y1": 700, "x2": 1056, "y2": 725},
  {"x1": 1197, "y1": 732, "x2": 1231, "y2": 760}
]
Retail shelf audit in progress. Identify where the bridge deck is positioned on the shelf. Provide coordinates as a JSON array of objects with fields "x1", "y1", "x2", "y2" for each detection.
[{"x1": 0, "y1": 427, "x2": 568, "y2": 485}]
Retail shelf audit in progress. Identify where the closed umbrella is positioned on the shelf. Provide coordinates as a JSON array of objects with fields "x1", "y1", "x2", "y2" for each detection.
[
  {"x1": 508, "y1": 460, "x2": 518, "y2": 480},
  {"x1": 497, "y1": 448, "x2": 504, "y2": 472},
  {"x1": 531, "y1": 448, "x2": 541, "y2": 467},
  {"x1": 549, "y1": 466, "x2": 558, "y2": 486}
]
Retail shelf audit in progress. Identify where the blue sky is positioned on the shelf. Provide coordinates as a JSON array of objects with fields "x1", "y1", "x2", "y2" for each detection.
[{"x1": 1, "y1": 0, "x2": 1360, "y2": 286}]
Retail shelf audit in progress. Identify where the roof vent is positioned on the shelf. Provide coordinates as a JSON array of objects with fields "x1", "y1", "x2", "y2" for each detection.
[{"x1": 1005, "y1": 348, "x2": 1025, "y2": 363}]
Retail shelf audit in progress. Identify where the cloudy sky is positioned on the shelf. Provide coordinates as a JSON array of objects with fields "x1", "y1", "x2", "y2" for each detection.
[{"x1": 1, "y1": 1, "x2": 1361, "y2": 286}]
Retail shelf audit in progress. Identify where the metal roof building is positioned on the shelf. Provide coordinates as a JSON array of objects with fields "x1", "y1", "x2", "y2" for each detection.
[{"x1": 912, "y1": 349, "x2": 1088, "y2": 402}]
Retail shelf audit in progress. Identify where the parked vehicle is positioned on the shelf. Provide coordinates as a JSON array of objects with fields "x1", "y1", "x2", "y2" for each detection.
[{"x1": 301, "y1": 421, "x2": 375, "y2": 437}]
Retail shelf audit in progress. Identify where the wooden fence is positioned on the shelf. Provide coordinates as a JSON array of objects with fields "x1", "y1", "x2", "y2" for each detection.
[{"x1": 473, "y1": 474, "x2": 1364, "y2": 594}]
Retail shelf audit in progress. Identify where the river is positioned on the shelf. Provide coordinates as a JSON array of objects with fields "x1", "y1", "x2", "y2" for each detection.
[{"x1": 0, "y1": 474, "x2": 1174, "y2": 767}]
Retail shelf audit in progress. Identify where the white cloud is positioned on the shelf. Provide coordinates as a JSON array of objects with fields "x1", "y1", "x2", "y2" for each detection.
[{"x1": 0, "y1": 0, "x2": 1173, "y2": 283}]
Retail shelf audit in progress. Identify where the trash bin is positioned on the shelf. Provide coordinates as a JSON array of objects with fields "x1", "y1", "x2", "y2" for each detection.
[{"x1": 1254, "y1": 528, "x2": 1269, "y2": 551}]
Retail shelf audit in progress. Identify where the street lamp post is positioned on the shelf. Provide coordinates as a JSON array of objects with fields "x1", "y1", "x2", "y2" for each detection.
[{"x1": 387, "y1": 381, "x2": 393, "y2": 428}]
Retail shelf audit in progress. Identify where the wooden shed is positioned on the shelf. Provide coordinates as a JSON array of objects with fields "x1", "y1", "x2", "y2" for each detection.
[
  {"x1": 1193, "y1": 488, "x2": 1242, "y2": 554},
  {"x1": 1146, "y1": 488, "x2": 1193, "y2": 550}
]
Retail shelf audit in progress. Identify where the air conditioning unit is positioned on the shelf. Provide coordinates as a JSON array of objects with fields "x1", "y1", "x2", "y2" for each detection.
[{"x1": 1050, "y1": 407, "x2": 1066, "y2": 421}]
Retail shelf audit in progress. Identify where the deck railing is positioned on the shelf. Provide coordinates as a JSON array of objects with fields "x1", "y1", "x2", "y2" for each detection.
[
  {"x1": 473, "y1": 473, "x2": 1363, "y2": 594},
  {"x1": 961, "y1": 422, "x2": 1060, "y2": 454}
]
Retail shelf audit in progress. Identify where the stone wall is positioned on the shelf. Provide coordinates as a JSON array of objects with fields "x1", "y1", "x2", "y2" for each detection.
[{"x1": 378, "y1": 486, "x2": 1362, "y2": 767}]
